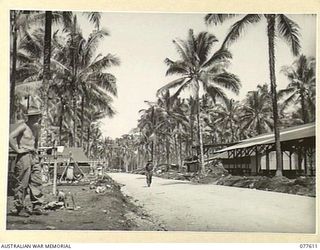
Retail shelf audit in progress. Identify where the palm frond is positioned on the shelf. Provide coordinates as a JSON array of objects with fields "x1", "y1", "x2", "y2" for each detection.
[
  {"x1": 156, "y1": 77, "x2": 187, "y2": 96},
  {"x1": 278, "y1": 87, "x2": 295, "y2": 98},
  {"x1": 209, "y1": 71, "x2": 241, "y2": 94},
  {"x1": 84, "y1": 12, "x2": 101, "y2": 30},
  {"x1": 281, "y1": 92, "x2": 298, "y2": 109},
  {"x1": 51, "y1": 58, "x2": 72, "y2": 73},
  {"x1": 19, "y1": 29, "x2": 43, "y2": 59},
  {"x1": 222, "y1": 14, "x2": 261, "y2": 48},
  {"x1": 277, "y1": 15, "x2": 301, "y2": 56},
  {"x1": 86, "y1": 72, "x2": 117, "y2": 96},
  {"x1": 52, "y1": 11, "x2": 73, "y2": 28},
  {"x1": 204, "y1": 84, "x2": 228, "y2": 104},
  {"x1": 85, "y1": 53, "x2": 120, "y2": 73},
  {"x1": 204, "y1": 14, "x2": 237, "y2": 25},
  {"x1": 196, "y1": 32, "x2": 218, "y2": 65},
  {"x1": 172, "y1": 39, "x2": 189, "y2": 62},
  {"x1": 171, "y1": 79, "x2": 193, "y2": 100},
  {"x1": 165, "y1": 61, "x2": 189, "y2": 76},
  {"x1": 202, "y1": 48, "x2": 232, "y2": 68}
]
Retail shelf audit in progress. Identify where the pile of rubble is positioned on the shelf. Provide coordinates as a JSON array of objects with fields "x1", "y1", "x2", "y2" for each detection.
[
  {"x1": 89, "y1": 175, "x2": 121, "y2": 194},
  {"x1": 154, "y1": 170, "x2": 188, "y2": 181},
  {"x1": 43, "y1": 175, "x2": 121, "y2": 211},
  {"x1": 191, "y1": 160, "x2": 315, "y2": 197}
]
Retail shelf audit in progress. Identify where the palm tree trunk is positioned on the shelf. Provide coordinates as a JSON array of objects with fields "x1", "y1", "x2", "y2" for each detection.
[
  {"x1": 71, "y1": 17, "x2": 78, "y2": 147},
  {"x1": 151, "y1": 140, "x2": 154, "y2": 162},
  {"x1": 86, "y1": 125, "x2": 91, "y2": 156},
  {"x1": 80, "y1": 95, "x2": 85, "y2": 147},
  {"x1": 42, "y1": 11, "x2": 52, "y2": 147},
  {"x1": 174, "y1": 135, "x2": 178, "y2": 165},
  {"x1": 300, "y1": 89, "x2": 308, "y2": 123},
  {"x1": 189, "y1": 114, "x2": 194, "y2": 156},
  {"x1": 59, "y1": 102, "x2": 64, "y2": 145},
  {"x1": 257, "y1": 117, "x2": 262, "y2": 135},
  {"x1": 267, "y1": 15, "x2": 283, "y2": 177},
  {"x1": 72, "y1": 90, "x2": 77, "y2": 147},
  {"x1": 166, "y1": 135, "x2": 170, "y2": 166},
  {"x1": 10, "y1": 11, "x2": 18, "y2": 124},
  {"x1": 178, "y1": 133, "x2": 182, "y2": 171},
  {"x1": 196, "y1": 86, "x2": 205, "y2": 174}
]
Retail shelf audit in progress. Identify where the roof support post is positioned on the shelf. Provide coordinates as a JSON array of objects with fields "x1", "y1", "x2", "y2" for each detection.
[
  {"x1": 304, "y1": 146, "x2": 308, "y2": 176},
  {"x1": 297, "y1": 146, "x2": 302, "y2": 175},
  {"x1": 289, "y1": 151, "x2": 292, "y2": 171},
  {"x1": 255, "y1": 146, "x2": 259, "y2": 175},
  {"x1": 266, "y1": 149, "x2": 270, "y2": 175}
]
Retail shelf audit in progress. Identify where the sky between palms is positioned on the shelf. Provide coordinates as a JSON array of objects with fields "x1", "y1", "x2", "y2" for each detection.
[{"x1": 76, "y1": 12, "x2": 316, "y2": 139}]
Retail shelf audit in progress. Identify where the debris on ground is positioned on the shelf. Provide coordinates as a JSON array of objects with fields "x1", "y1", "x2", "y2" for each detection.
[
  {"x1": 149, "y1": 160, "x2": 315, "y2": 197},
  {"x1": 7, "y1": 174, "x2": 163, "y2": 230}
]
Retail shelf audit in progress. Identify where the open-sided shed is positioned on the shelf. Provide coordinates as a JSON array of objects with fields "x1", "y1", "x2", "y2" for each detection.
[{"x1": 211, "y1": 123, "x2": 315, "y2": 177}]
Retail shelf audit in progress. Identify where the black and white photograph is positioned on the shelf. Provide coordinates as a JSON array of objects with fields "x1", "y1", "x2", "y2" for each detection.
[{"x1": 5, "y1": 7, "x2": 316, "y2": 236}]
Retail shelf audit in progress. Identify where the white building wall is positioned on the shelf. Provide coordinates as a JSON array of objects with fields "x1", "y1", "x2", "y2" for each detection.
[{"x1": 260, "y1": 151, "x2": 303, "y2": 170}]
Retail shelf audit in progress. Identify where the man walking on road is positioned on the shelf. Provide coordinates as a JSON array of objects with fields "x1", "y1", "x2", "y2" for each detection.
[
  {"x1": 145, "y1": 160, "x2": 154, "y2": 187},
  {"x1": 9, "y1": 108, "x2": 47, "y2": 217}
]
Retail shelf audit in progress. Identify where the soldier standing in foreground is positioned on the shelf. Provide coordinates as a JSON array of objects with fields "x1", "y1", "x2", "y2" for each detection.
[{"x1": 9, "y1": 108, "x2": 47, "y2": 217}]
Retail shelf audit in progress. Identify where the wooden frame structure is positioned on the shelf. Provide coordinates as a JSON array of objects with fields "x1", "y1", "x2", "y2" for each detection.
[{"x1": 205, "y1": 123, "x2": 316, "y2": 177}]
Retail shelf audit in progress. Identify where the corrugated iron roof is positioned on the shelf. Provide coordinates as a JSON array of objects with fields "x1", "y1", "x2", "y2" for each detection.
[{"x1": 215, "y1": 122, "x2": 315, "y2": 155}]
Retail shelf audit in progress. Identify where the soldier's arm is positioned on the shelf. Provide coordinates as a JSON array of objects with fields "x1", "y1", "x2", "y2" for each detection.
[{"x1": 9, "y1": 123, "x2": 27, "y2": 154}]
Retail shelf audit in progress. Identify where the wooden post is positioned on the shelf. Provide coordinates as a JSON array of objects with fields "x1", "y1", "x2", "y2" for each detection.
[
  {"x1": 52, "y1": 147, "x2": 57, "y2": 195},
  {"x1": 255, "y1": 147, "x2": 259, "y2": 175},
  {"x1": 266, "y1": 150, "x2": 270, "y2": 175},
  {"x1": 289, "y1": 151, "x2": 292, "y2": 171},
  {"x1": 304, "y1": 147, "x2": 308, "y2": 176}
]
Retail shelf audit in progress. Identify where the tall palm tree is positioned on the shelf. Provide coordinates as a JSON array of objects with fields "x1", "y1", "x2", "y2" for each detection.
[
  {"x1": 52, "y1": 26, "x2": 119, "y2": 147},
  {"x1": 279, "y1": 55, "x2": 316, "y2": 123},
  {"x1": 240, "y1": 84, "x2": 273, "y2": 136},
  {"x1": 214, "y1": 98, "x2": 241, "y2": 142},
  {"x1": 41, "y1": 11, "x2": 73, "y2": 144},
  {"x1": 157, "y1": 29, "x2": 241, "y2": 173},
  {"x1": 137, "y1": 102, "x2": 165, "y2": 163},
  {"x1": 10, "y1": 10, "x2": 40, "y2": 122},
  {"x1": 42, "y1": 11, "x2": 101, "y2": 146},
  {"x1": 205, "y1": 14, "x2": 301, "y2": 176},
  {"x1": 156, "y1": 92, "x2": 189, "y2": 167}
]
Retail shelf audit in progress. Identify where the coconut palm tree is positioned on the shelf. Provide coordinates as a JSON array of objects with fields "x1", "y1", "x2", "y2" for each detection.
[
  {"x1": 240, "y1": 84, "x2": 273, "y2": 136},
  {"x1": 41, "y1": 11, "x2": 101, "y2": 146},
  {"x1": 279, "y1": 55, "x2": 316, "y2": 123},
  {"x1": 10, "y1": 10, "x2": 41, "y2": 122},
  {"x1": 157, "y1": 29, "x2": 241, "y2": 173},
  {"x1": 205, "y1": 14, "x2": 301, "y2": 176},
  {"x1": 156, "y1": 92, "x2": 189, "y2": 167},
  {"x1": 84, "y1": 107, "x2": 112, "y2": 156},
  {"x1": 137, "y1": 102, "x2": 165, "y2": 163},
  {"x1": 52, "y1": 26, "x2": 119, "y2": 146},
  {"x1": 213, "y1": 98, "x2": 241, "y2": 143}
]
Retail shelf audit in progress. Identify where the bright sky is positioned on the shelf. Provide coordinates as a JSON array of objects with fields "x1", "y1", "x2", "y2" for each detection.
[{"x1": 77, "y1": 13, "x2": 316, "y2": 139}]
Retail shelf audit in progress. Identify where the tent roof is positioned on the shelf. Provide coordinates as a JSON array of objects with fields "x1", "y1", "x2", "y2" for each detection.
[
  {"x1": 215, "y1": 122, "x2": 315, "y2": 156},
  {"x1": 57, "y1": 147, "x2": 90, "y2": 162}
]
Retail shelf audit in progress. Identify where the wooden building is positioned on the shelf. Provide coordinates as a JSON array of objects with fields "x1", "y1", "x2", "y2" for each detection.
[{"x1": 211, "y1": 123, "x2": 315, "y2": 177}]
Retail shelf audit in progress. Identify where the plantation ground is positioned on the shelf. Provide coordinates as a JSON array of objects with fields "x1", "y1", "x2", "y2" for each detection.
[{"x1": 6, "y1": 175, "x2": 164, "y2": 231}]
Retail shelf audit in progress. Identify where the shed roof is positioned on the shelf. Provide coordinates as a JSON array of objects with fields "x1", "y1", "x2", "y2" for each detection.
[{"x1": 215, "y1": 122, "x2": 315, "y2": 156}]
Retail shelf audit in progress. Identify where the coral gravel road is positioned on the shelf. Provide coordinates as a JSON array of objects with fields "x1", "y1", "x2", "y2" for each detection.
[{"x1": 107, "y1": 173, "x2": 316, "y2": 233}]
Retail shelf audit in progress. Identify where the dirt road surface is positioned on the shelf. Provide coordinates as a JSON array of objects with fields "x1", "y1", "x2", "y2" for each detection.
[{"x1": 108, "y1": 173, "x2": 316, "y2": 233}]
